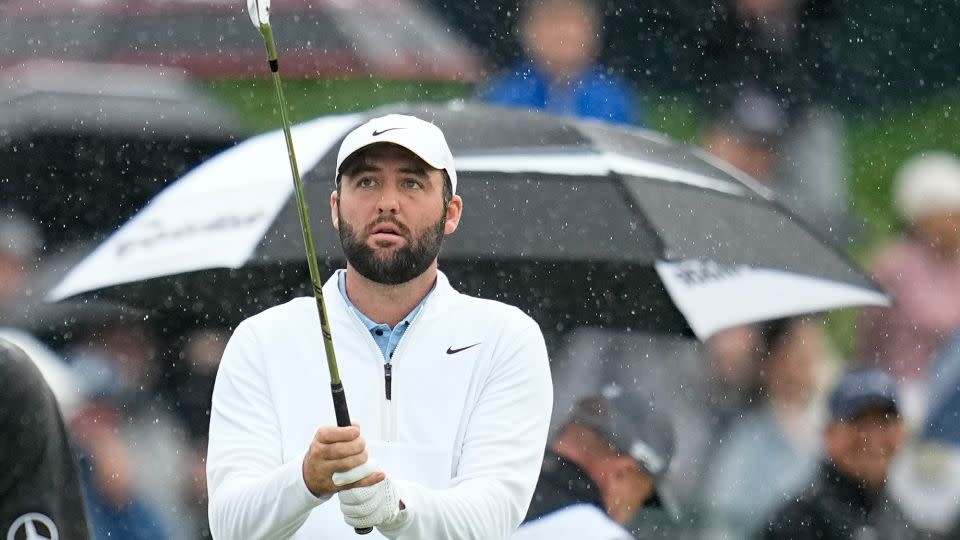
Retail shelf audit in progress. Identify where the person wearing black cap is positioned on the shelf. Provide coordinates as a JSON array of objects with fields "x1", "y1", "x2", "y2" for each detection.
[
  {"x1": 0, "y1": 337, "x2": 91, "y2": 540},
  {"x1": 514, "y1": 387, "x2": 676, "y2": 539},
  {"x1": 758, "y1": 369, "x2": 924, "y2": 540}
]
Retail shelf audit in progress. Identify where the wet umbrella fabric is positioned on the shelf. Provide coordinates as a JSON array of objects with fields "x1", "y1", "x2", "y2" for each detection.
[
  {"x1": 0, "y1": 60, "x2": 240, "y2": 250},
  {"x1": 49, "y1": 102, "x2": 887, "y2": 339}
]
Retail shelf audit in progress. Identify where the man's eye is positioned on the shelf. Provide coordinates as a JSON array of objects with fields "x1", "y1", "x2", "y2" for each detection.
[
  {"x1": 358, "y1": 177, "x2": 376, "y2": 188},
  {"x1": 403, "y1": 179, "x2": 423, "y2": 189}
]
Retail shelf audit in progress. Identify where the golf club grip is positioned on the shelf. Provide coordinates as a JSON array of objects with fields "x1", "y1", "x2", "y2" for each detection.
[
  {"x1": 330, "y1": 383, "x2": 373, "y2": 535},
  {"x1": 331, "y1": 382, "x2": 351, "y2": 427}
]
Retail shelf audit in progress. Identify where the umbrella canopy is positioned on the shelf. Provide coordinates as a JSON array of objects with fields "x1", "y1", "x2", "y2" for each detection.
[
  {"x1": 0, "y1": 60, "x2": 240, "y2": 249},
  {"x1": 0, "y1": 0, "x2": 481, "y2": 81},
  {"x1": 49, "y1": 102, "x2": 888, "y2": 339}
]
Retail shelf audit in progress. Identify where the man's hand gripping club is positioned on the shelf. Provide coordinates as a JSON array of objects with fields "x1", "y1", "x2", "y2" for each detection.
[{"x1": 302, "y1": 424, "x2": 405, "y2": 530}]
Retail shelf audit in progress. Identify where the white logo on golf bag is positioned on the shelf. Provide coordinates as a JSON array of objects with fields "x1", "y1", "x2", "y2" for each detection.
[{"x1": 6, "y1": 512, "x2": 58, "y2": 540}]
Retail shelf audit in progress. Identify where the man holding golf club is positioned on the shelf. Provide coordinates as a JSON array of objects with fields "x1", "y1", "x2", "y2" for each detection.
[{"x1": 206, "y1": 113, "x2": 554, "y2": 539}]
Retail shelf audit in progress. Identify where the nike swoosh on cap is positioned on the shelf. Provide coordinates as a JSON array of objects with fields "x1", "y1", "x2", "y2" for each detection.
[
  {"x1": 446, "y1": 343, "x2": 481, "y2": 355},
  {"x1": 372, "y1": 127, "x2": 405, "y2": 136}
]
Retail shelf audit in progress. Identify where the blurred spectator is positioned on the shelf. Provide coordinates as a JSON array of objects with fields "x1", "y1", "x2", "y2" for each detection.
[
  {"x1": 0, "y1": 208, "x2": 41, "y2": 316},
  {"x1": 68, "y1": 319, "x2": 194, "y2": 540},
  {"x1": 700, "y1": 89, "x2": 786, "y2": 184},
  {"x1": 0, "y1": 337, "x2": 91, "y2": 540},
  {"x1": 701, "y1": 317, "x2": 836, "y2": 539},
  {"x1": 887, "y1": 329, "x2": 960, "y2": 535},
  {"x1": 889, "y1": 440, "x2": 960, "y2": 538},
  {"x1": 694, "y1": 0, "x2": 837, "y2": 113},
  {"x1": 692, "y1": 0, "x2": 853, "y2": 245},
  {"x1": 549, "y1": 329, "x2": 711, "y2": 515},
  {"x1": 71, "y1": 402, "x2": 168, "y2": 540},
  {"x1": 857, "y1": 152, "x2": 960, "y2": 417},
  {"x1": 921, "y1": 328, "x2": 960, "y2": 447},
  {"x1": 515, "y1": 388, "x2": 676, "y2": 539},
  {"x1": 758, "y1": 369, "x2": 923, "y2": 540},
  {"x1": 701, "y1": 324, "x2": 766, "y2": 434},
  {"x1": 165, "y1": 328, "x2": 229, "y2": 539},
  {"x1": 167, "y1": 328, "x2": 228, "y2": 441},
  {"x1": 478, "y1": 0, "x2": 641, "y2": 125},
  {"x1": 699, "y1": 89, "x2": 852, "y2": 243},
  {"x1": 776, "y1": 106, "x2": 853, "y2": 245},
  {"x1": 551, "y1": 322, "x2": 790, "y2": 525}
]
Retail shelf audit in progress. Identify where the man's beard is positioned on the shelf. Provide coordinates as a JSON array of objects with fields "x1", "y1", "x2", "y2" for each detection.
[{"x1": 339, "y1": 210, "x2": 446, "y2": 285}]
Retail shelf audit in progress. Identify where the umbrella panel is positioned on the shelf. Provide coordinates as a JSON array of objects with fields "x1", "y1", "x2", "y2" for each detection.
[
  {"x1": 47, "y1": 167, "x2": 687, "y2": 336},
  {"x1": 257, "y1": 166, "x2": 876, "y2": 291},
  {"x1": 578, "y1": 121, "x2": 760, "y2": 195},
  {"x1": 79, "y1": 259, "x2": 692, "y2": 337},
  {"x1": 262, "y1": 172, "x2": 663, "y2": 264},
  {"x1": 624, "y1": 176, "x2": 877, "y2": 288},
  {"x1": 295, "y1": 105, "x2": 596, "y2": 163}
]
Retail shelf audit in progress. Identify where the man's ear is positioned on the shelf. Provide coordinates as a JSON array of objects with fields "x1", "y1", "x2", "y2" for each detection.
[
  {"x1": 330, "y1": 190, "x2": 340, "y2": 230},
  {"x1": 445, "y1": 195, "x2": 463, "y2": 235}
]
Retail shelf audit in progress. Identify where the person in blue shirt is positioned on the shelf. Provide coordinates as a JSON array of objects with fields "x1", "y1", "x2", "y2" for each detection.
[{"x1": 478, "y1": 0, "x2": 642, "y2": 126}]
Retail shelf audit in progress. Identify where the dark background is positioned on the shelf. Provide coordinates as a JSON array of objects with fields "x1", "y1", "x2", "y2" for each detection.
[{"x1": 423, "y1": 0, "x2": 960, "y2": 111}]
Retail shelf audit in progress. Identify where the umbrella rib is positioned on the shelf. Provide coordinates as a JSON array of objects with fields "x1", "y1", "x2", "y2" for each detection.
[{"x1": 609, "y1": 172, "x2": 667, "y2": 262}]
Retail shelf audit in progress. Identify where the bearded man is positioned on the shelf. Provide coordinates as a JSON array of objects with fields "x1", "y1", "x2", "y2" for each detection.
[{"x1": 206, "y1": 114, "x2": 554, "y2": 539}]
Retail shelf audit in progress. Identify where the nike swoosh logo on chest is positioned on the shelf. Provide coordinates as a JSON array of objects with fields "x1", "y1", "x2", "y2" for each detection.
[{"x1": 446, "y1": 343, "x2": 481, "y2": 355}]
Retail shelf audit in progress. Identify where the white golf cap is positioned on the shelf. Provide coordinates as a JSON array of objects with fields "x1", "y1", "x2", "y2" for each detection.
[{"x1": 336, "y1": 114, "x2": 458, "y2": 194}]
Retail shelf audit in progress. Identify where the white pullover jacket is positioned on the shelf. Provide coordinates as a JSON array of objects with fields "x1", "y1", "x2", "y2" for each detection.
[{"x1": 207, "y1": 271, "x2": 553, "y2": 539}]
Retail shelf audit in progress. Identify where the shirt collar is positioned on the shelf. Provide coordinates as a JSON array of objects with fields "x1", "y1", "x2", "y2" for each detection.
[{"x1": 336, "y1": 269, "x2": 434, "y2": 330}]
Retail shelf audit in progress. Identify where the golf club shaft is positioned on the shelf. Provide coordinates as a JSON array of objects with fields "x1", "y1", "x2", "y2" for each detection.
[
  {"x1": 261, "y1": 26, "x2": 344, "y2": 391},
  {"x1": 258, "y1": 24, "x2": 372, "y2": 536}
]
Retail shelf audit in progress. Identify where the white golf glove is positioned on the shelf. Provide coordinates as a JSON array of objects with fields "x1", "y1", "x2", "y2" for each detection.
[
  {"x1": 332, "y1": 458, "x2": 379, "y2": 486},
  {"x1": 339, "y1": 477, "x2": 404, "y2": 530}
]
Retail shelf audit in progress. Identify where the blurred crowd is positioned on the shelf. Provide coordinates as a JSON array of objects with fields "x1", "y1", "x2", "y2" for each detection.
[{"x1": 3, "y1": 0, "x2": 960, "y2": 539}]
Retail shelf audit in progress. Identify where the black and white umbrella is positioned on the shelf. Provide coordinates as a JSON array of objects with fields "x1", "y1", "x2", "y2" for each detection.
[{"x1": 49, "y1": 102, "x2": 887, "y2": 339}]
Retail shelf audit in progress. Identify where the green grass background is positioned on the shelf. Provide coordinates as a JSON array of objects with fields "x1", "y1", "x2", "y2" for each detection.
[{"x1": 203, "y1": 79, "x2": 960, "y2": 355}]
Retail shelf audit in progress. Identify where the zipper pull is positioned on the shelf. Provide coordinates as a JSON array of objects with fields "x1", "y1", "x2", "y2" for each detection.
[{"x1": 384, "y1": 363, "x2": 392, "y2": 401}]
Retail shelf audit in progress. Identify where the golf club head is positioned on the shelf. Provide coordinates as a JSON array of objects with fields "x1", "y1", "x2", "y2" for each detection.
[{"x1": 247, "y1": 0, "x2": 270, "y2": 28}]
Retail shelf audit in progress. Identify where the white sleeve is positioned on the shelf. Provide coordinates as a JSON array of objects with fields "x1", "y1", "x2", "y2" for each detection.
[
  {"x1": 380, "y1": 316, "x2": 553, "y2": 540},
  {"x1": 206, "y1": 322, "x2": 329, "y2": 539}
]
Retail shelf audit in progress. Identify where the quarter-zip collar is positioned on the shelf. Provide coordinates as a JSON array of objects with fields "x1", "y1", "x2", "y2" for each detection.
[
  {"x1": 335, "y1": 269, "x2": 435, "y2": 363},
  {"x1": 328, "y1": 269, "x2": 448, "y2": 442}
]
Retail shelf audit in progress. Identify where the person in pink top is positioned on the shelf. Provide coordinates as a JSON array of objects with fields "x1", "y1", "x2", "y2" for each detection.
[{"x1": 858, "y1": 152, "x2": 960, "y2": 388}]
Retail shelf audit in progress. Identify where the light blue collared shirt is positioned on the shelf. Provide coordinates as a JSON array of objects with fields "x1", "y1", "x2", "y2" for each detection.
[{"x1": 337, "y1": 270, "x2": 432, "y2": 363}]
